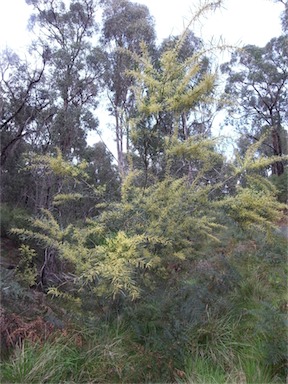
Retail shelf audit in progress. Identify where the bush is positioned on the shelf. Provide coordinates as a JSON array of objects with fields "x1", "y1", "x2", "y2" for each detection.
[
  {"x1": 0, "y1": 204, "x2": 29, "y2": 239},
  {"x1": 270, "y1": 170, "x2": 288, "y2": 203}
]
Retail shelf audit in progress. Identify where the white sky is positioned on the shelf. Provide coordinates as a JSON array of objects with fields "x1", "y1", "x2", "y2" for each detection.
[
  {"x1": 0, "y1": 0, "x2": 284, "y2": 155},
  {"x1": 0, "y1": 0, "x2": 284, "y2": 50},
  {"x1": 134, "y1": 0, "x2": 283, "y2": 47}
]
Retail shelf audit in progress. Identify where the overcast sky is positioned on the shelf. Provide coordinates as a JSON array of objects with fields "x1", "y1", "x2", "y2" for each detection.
[
  {"x1": 0, "y1": 0, "x2": 284, "y2": 50},
  {"x1": 134, "y1": 0, "x2": 283, "y2": 46}
]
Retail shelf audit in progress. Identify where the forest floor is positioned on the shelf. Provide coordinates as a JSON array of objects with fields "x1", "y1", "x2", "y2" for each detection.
[{"x1": 0, "y1": 220, "x2": 287, "y2": 383}]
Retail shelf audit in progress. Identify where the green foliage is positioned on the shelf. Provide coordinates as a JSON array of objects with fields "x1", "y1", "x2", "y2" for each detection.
[
  {"x1": 183, "y1": 356, "x2": 227, "y2": 383},
  {"x1": 215, "y1": 136, "x2": 288, "y2": 231},
  {"x1": 0, "y1": 321, "x2": 161, "y2": 384},
  {"x1": 52, "y1": 193, "x2": 84, "y2": 206},
  {"x1": 2, "y1": 3, "x2": 287, "y2": 383},
  {"x1": 25, "y1": 148, "x2": 88, "y2": 180},
  {"x1": 217, "y1": 187, "x2": 283, "y2": 231},
  {"x1": 0, "y1": 337, "x2": 84, "y2": 383},
  {"x1": 1, "y1": 225, "x2": 287, "y2": 383},
  {"x1": 233, "y1": 132, "x2": 288, "y2": 175},
  {"x1": 60, "y1": 228, "x2": 159, "y2": 300},
  {"x1": 0, "y1": 204, "x2": 30, "y2": 239},
  {"x1": 131, "y1": 44, "x2": 215, "y2": 116},
  {"x1": 123, "y1": 174, "x2": 222, "y2": 248},
  {"x1": 10, "y1": 208, "x2": 72, "y2": 293},
  {"x1": 11, "y1": 133, "x2": 286, "y2": 303},
  {"x1": 101, "y1": 0, "x2": 156, "y2": 175},
  {"x1": 0, "y1": 269, "x2": 34, "y2": 304},
  {"x1": 15, "y1": 245, "x2": 37, "y2": 287},
  {"x1": 227, "y1": 233, "x2": 288, "y2": 379},
  {"x1": 221, "y1": 34, "x2": 288, "y2": 176},
  {"x1": 270, "y1": 169, "x2": 288, "y2": 203},
  {"x1": 129, "y1": 34, "x2": 216, "y2": 148},
  {"x1": 11, "y1": 209, "x2": 66, "y2": 249}
]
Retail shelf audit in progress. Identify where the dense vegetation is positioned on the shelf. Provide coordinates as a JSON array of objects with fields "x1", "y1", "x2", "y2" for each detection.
[{"x1": 1, "y1": 0, "x2": 287, "y2": 383}]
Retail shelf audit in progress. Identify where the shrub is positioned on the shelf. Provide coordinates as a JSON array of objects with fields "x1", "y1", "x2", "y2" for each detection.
[{"x1": 0, "y1": 204, "x2": 29, "y2": 239}]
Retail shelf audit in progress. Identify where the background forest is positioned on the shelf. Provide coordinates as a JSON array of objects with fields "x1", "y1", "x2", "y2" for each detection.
[{"x1": 0, "y1": 0, "x2": 287, "y2": 383}]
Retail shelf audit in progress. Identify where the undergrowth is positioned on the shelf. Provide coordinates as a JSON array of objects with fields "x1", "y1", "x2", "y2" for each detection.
[{"x1": 1, "y1": 228, "x2": 287, "y2": 383}]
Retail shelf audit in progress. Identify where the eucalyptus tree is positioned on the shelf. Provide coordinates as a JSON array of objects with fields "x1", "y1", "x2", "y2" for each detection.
[
  {"x1": 101, "y1": 0, "x2": 156, "y2": 176},
  {"x1": 0, "y1": 48, "x2": 53, "y2": 210},
  {"x1": 7, "y1": 0, "x2": 108, "y2": 213},
  {"x1": 0, "y1": 48, "x2": 48, "y2": 167},
  {"x1": 221, "y1": 34, "x2": 288, "y2": 176},
  {"x1": 26, "y1": 0, "x2": 104, "y2": 159},
  {"x1": 277, "y1": 0, "x2": 288, "y2": 33}
]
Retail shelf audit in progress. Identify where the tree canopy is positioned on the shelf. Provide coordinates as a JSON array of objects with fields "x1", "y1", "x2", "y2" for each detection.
[{"x1": 221, "y1": 35, "x2": 288, "y2": 175}]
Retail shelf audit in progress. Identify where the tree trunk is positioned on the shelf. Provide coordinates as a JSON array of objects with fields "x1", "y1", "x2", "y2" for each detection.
[
  {"x1": 271, "y1": 125, "x2": 284, "y2": 176},
  {"x1": 115, "y1": 107, "x2": 124, "y2": 177},
  {"x1": 182, "y1": 112, "x2": 193, "y2": 183}
]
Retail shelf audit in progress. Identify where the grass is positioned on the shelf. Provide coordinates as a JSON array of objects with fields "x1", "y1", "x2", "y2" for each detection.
[
  {"x1": 183, "y1": 356, "x2": 227, "y2": 383},
  {"x1": 1, "y1": 325, "x2": 128, "y2": 383},
  {"x1": 1, "y1": 306, "x2": 286, "y2": 384},
  {"x1": 1, "y1": 226, "x2": 287, "y2": 383}
]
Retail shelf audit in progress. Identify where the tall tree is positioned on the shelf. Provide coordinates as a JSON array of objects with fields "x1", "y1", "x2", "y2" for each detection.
[
  {"x1": 26, "y1": 0, "x2": 104, "y2": 159},
  {"x1": 101, "y1": 0, "x2": 156, "y2": 176},
  {"x1": 0, "y1": 48, "x2": 53, "y2": 211},
  {"x1": 221, "y1": 34, "x2": 288, "y2": 175},
  {"x1": 0, "y1": 48, "x2": 47, "y2": 167},
  {"x1": 275, "y1": 0, "x2": 288, "y2": 33}
]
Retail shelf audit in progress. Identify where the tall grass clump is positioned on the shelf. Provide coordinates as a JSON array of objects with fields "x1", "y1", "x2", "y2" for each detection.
[
  {"x1": 1, "y1": 335, "x2": 84, "y2": 383},
  {"x1": 1, "y1": 316, "x2": 177, "y2": 383}
]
